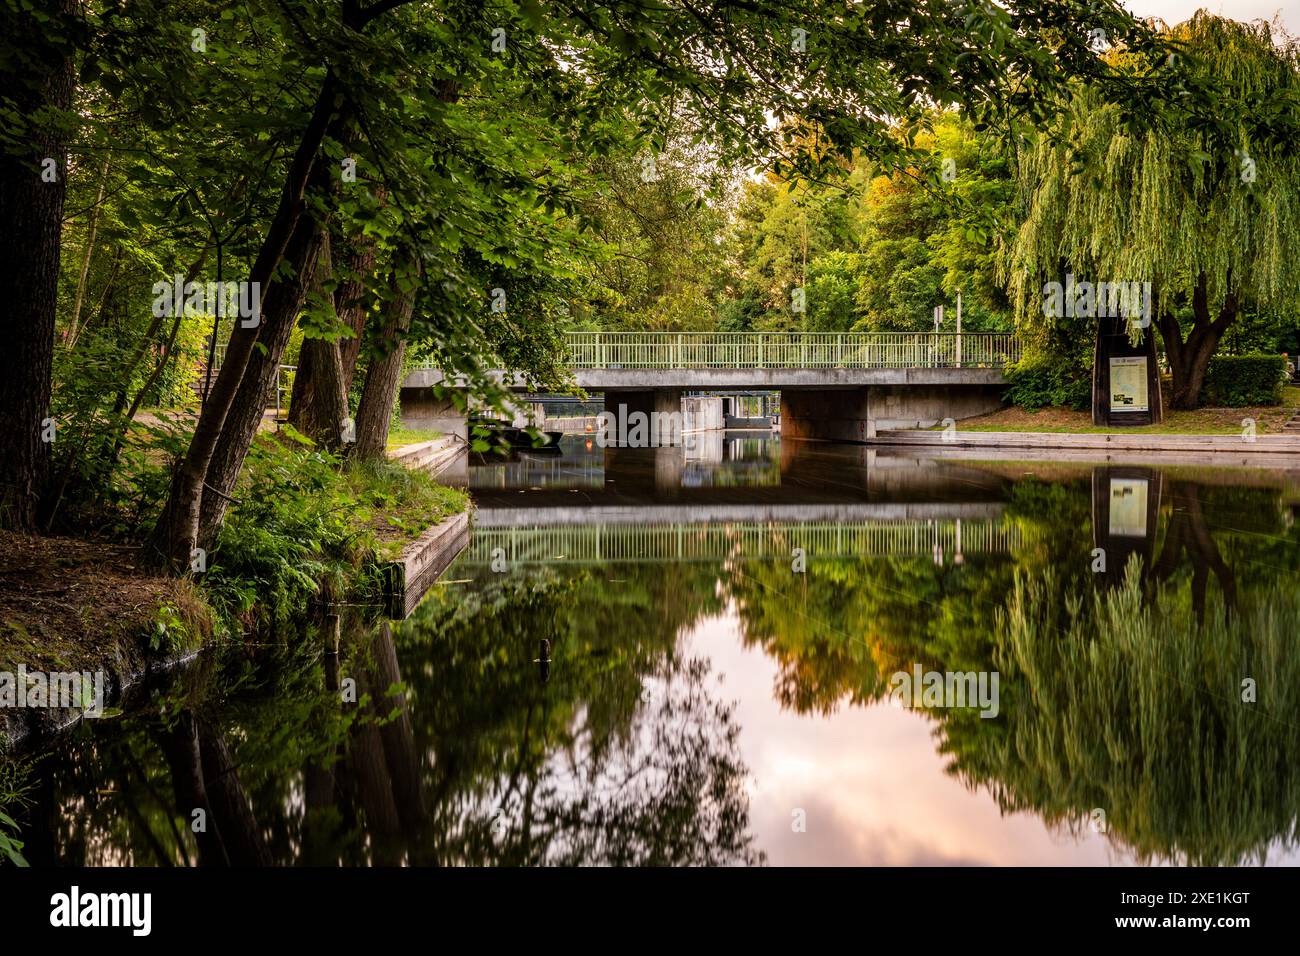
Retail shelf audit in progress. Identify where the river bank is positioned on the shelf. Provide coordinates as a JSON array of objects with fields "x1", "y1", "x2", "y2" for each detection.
[
  {"x1": 0, "y1": 431, "x2": 470, "y2": 751},
  {"x1": 872, "y1": 430, "x2": 1300, "y2": 466},
  {"x1": 932, "y1": 387, "x2": 1300, "y2": 435}
]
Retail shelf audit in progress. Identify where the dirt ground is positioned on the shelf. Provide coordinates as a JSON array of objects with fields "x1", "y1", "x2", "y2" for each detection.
[{"x1": 0, "y1": 531, "x2": 209, "y2": 675}]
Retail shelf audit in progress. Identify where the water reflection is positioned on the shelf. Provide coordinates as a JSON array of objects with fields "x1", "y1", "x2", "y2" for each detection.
[{"x1": 9, "y1": 435, "x2": 1300, "y2": 866}]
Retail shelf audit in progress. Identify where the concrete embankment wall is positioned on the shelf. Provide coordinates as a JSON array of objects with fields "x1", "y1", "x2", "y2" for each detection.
[
  {"x1": 384, "y1": 436, "x2": 473, "y2": 616},
  {"x1": 383, "y1": 511, "x2": 471, "y2": 619},
  {"x1": 873, "y1": 430, "x2": 1300, "y2": 466},
  {"x1": 387, "y1": 435, "x2": 468, "y2": 483}
]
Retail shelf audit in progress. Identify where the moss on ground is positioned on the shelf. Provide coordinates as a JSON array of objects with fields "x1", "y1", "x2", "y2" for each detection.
[{"x1": 0, "y1": 531, "x2": 212, "y2": 677}]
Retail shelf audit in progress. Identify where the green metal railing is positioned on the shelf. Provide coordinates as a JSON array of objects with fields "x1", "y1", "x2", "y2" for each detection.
[{"x1": 564, "y1": 331, "x2": 1020, "y2": 369}]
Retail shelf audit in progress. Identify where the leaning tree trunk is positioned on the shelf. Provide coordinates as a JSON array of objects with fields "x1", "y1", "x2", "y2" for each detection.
[
  {"x1": 148, "y1": 73, "x2": 340, "y2": 571},
  {"x1": 196, "y1": 210, "x2": 329, "y2": 549},
  {"x1": 352, "y1": 258, "x2": 420, "y2": 461},
  {"x1": 0, "y1": 0, "x2": 76, "y2": 531}
]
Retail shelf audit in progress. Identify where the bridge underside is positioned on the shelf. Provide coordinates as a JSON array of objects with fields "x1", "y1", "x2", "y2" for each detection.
[
  {"x1": 795, "y1": 383, "x2": 1007, "y2": 437},
  {"x1": 600, "y1": 382, "x2": 1005, "y2": 443}
]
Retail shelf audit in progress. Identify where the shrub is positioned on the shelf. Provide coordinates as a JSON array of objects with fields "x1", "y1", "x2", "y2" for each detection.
[
  {"x1": 203, "y1": 428, "x2": 469, "y2": 635},
  {"x1": 1004, "y1": 355, "x2": 1091, "y2": 411},
  {"x1": 1201, "y1": 354, "x2": 1286, "y2": 407}
]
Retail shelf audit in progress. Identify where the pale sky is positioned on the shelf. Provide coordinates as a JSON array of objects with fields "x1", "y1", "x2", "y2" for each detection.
[{"x1": 1123, "y1": 0, "x2": 1297, "y2": 31}]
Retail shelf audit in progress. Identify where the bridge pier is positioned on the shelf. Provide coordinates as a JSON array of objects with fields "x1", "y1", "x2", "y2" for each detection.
[
  {"x1": 780, "y1": 388, "x2": 876, "y2": 443},
  {"x1": 602, "y1": 388, "x2": 683, "y2": 445}
]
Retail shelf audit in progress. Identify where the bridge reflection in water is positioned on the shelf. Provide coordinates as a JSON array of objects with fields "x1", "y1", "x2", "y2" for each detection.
[
  {"x1": 465, "y1": 433, "x2": 1022, "y2": 567},
  {"x1": 463, "y1": 518, "x2": 1020, "y2": 567},
  {"x1": 466, "y1": 433, "x2": 1012, "y2": 506}
]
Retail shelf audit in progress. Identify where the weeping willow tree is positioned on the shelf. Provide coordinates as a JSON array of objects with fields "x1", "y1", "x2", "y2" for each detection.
[
  {"x1": 1007, "y1": 13, "x2": 1300, "y2": 409},
  {"x1": 939, "y1": 565, "x2": 1300, "y2": 865}
]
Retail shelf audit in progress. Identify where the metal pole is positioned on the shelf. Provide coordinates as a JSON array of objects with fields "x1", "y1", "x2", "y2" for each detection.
[{"x1": 956, "y1": 291, "x2": 963, "y2": 367}]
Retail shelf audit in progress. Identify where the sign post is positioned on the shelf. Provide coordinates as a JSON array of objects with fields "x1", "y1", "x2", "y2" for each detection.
[{"x1": 1092, "y1": 316, "x2": 1163, "y2": 426}]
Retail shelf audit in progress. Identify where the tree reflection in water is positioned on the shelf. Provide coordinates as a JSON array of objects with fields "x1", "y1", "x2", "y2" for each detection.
[
  {"x1": 726, "y1": 467, "x2": 1300, "y2": 865},
  {"x1": 13, "y1": 566, "x2": 760, "y2": 866},
  {"x1": 8, "y1": 463, "x2": 1300, "y2": 867}
]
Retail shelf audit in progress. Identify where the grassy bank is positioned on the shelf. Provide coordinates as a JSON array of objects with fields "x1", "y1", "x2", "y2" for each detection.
[
  {"x1": 183, "y1": 427, "x2": 469, "y2": 634},
  {"x1": 386, "y1": 425, "x2": 442, "y2": 451},
  {"x1": 942, "y1": 387, "x2": 1300, "y2": 435},
  {"x1": 1, "y1": 425, "x2": 468, "y2": 704}
]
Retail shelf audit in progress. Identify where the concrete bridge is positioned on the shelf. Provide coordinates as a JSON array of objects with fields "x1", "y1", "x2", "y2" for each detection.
[{"x1": 401, "y1": 331, "x2": 1020, "y2": 443}]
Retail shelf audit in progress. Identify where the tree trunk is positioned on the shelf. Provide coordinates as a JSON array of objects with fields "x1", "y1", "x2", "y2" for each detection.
[
  {"x1": 0, "y1": 0, "x2": 76, "y2": 531},
  {"x1": 1155, "y1": 273, "x2": 1238, "y2": 410},
  {"x1": 352, "y1": 257, "x2": 420, "y2": 461},
  {"x1": 196, "y1": 210, "x2": 329, "y2": 549},
  {"x1": 307, "y1": 335, "x2": 351, "y2": 450},
  {"x1": 286, "y1": 234, "x2": 351, "y2": 449},
  {"x1": 286, "y1": 235, "x2": 324, "y2": 429},
  {"x1": 148, "y1": 0, "x2": 418, "y2": 569},
  {"x1": 335, "y1": 227, "x2": 378, "y2": 392},
  {"x1": 148, "y1": 73, "x2": 340, "y2": 570},
  {"x1": 66, "y1": 153, "x2": 112, "y2": 351}
]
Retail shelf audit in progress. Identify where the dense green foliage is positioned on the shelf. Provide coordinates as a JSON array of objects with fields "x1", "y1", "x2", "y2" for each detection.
[
  {"x1": 94, "y1": 415, "x2": 467, "y2": 635},
  {"x1": 688, "y1": 111, "x2": 1018, "y2": 335},
  {"x1": 1201, "y1": 353, "x2": 1287, "y2": 406},
  {"x1": 206, "y1": 433, "x2": 467, "y2": 634},
  {"x1": 1004, "y1": 353, "x2": 1093, "y2": 411}
]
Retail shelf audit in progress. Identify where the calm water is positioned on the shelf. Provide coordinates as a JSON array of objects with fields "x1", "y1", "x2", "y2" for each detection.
[{"x1": 9, "y1": 434, "x2": 1300, "y2": 866}]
